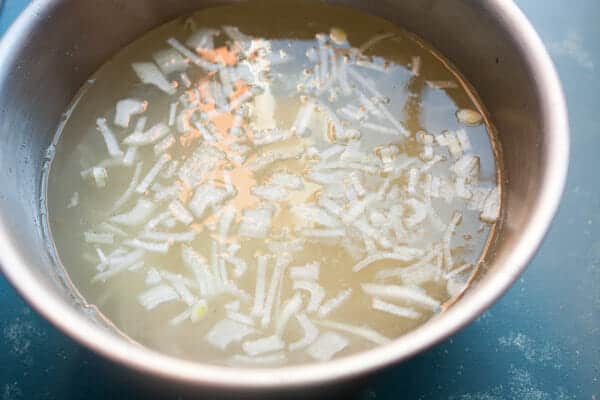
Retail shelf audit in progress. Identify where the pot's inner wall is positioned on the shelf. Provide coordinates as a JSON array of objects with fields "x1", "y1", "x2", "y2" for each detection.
[{"x1": 0, "y1": 0, "x2": 542, "y2": 340}]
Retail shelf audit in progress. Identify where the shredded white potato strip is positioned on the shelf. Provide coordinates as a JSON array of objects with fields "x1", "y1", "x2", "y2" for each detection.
[{"x1": 75, "y1": 24, "x2": 499, "y2": 365}]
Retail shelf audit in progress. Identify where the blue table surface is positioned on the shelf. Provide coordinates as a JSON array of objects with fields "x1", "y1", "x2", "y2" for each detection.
[{"x1": 1, "y1": 1, "x2": 598, "y2": 399}]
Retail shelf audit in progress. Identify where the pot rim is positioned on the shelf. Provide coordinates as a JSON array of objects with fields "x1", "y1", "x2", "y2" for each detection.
[{"x1": 0, "y1": 0, "x2": 569, "y2": 390}]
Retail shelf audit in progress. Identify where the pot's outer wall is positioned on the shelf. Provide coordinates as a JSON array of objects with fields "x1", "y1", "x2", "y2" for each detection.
[{"x1": 0, "y1": 0, "x2": 579, "y2": 398}]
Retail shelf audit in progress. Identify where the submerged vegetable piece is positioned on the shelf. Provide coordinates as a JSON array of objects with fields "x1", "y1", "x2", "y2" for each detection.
[{"x1": 47, "y1": 1, "x2": 500, "y2": 367}]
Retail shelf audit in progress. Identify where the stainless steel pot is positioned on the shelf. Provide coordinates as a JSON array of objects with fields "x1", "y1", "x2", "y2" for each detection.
[{"x1": 0, "y1": 0, "x2": 568, "y2": 396}]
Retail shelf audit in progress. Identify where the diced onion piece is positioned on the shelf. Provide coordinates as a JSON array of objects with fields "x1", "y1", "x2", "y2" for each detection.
[
  {"x1": 218, "y1": 205, "x2": 236, "y2": 238},
  {"x1": 443, "y1": 212, "x2": 462, "y2": 270},
  {"x1": 291, "y1": 204, "x2": 340, "y2": 228},
  {"x1": 457, "y1": 108, "x2": 483, "y2": 126},
  {"x1": 97, "y1": 222, "x2": 128, "y2": 238},
  {"x1": 169, "y1": 309, "x2": 191, "y2": 326},
  {"x1": 67, "y1": 192, "x2": 79, "y2": 208},
  {"x1": 410, "y1": 55, "x2": 422, "y2": 75},
  {"x1": 289, "y1": 262, "x2": 320, "y2": 281},
  {"x1": 84, "y1": 232, "x2": 114, "y2": 245},
  {"x1": 289, "y1": 313, "x2": 319, "y2": 351},
  {"x1": 318, "y1": 288, "x2": 352, "y2": 318},
  {"x1": 92, "y1": 249, "x2": 146, "y2": 282},
  {"x1": 142, "y1": 230, "x2": 196, "y2": 242},
  {"x1": 181, "y1": 245, "x2": 214, "y2": 296},
  {"x1": 427, "y1": 80, "x2": 459, "y2": 89},
  {"x1": 188, "y1": 183, "x2": 229, "y2": 219},
  {"x1": 301, "y1": 228, "x2": 346, "y2": 239},
  {"x1": 138, "y1": 284, "x2": 178, "y2": 310},
  {"x1": 275, "y1": 293, "x2": 303, "y2": 336},
  {"x1": 224, "y1": 300, "x2": 240, "y2": 312},
  {"x1": 356, "y1": 58, "x2": 389, "y2": 73},
  {"x1": 480, "y1": 187, "x2": 500, "y2": 223},
  {"x1": 306, "y1": 331, "x2": 349, "y2": 361},
  {"x1": 224, "y1": 254, "x2": 248, "y2": 278},
  {"x1": 456, "y1": 129, "x2": 472, "y2": 152},
  {"x1": 178, "y1": 146, "x2": 225, "y2": 188},
  {"x1": 318, "y1": 196, "x2": 343, "y2": 218},
  {"x1": 270, "y1": 170, "x2": 304, "y2": 190},
  {"x1": 209, "y1": 80, "x2": 228, "y2": 110},
  {"x1": 125, "y1": 239, "x2": 170, "y2": 254},
  {"x1": 404, "y1": 198, "x2": 428, "y2": 228},
  {"x1": 132, "y1": 62, "x2": 176, "y2": 95},
  {"x1": 247, "y1": 146, "x2": 304, "y2": 172},
  {"x1": 243, "y1": 335, "x2": 285, "y2": 356},
  {"x1": 293, "y1": 280, "x2": 325, "y2": 313},
  {"x1": 342, "y1": 193, "x2": 377, "y2": 224},
  {"x1": 111, "y1": 161, "x2": 143, "y2": 212},
  {"x1": 228, "y1": 86, "x2": 263, "y2": 112},
  {"x1": 452, "y1": 154, "x2": 480, "y2": 181},
  {"x1": 205, "y1": 319, "x2": 255, "y2": 351},
  {"x1": 314, "y1": 319, "x2": 391, "y2": 345},
  {"x1": 111, "y1": 198, "x2": 156, "y2": 227},
  {"x1": 229, "y1": 353, "x2": 287, "y2": 366},
  {"x1": 222, "y1": 25, "x2": 253, "y2": 44},
  {"x1": 92, "y1": 167, "x2": 108, "y2": 188},
  {"x1": 211, "y1": 240, "x2": 225, "y2": 290},
  {"x1": 251, "y1": 255, "x2": 268, "y2": 317},
  {"x1": 152, "y1": 183, "x2": 182, "y2": 202},
  {"x1": 443, "y1": 131, "x2": 463, "y2": 158},
  {"x1": 372, "y1": 297, "x2": 421, "y2": 319},
  {"x1": 96, "y1": 118, "x2": 123, "y2": 158},
  {"x1": 153, "y1": 134, "x2": 176, "y2": 155},
  {"x1": 145, "y1": 268, "x2": 162, "y2": 285},
  {"x1": 445, "y1": 263, "x2": 474, "y2": 280},
  {"x1": 114, "y1": 99, "x2": 147, "y2": 128},
  {"x1": 160, "y1": 270, "x2": 197, "y2": 289},
  {"x1": 186, "y1": 28, "x2": 219, "y2": 50},
  {"x1": 362, "y1": 122, "x2": 399, "y2": 136},
  {"x1": 261, "y1": 255, "x2": 291, "y2": 328},
  {"x1": 361, "y1": 283, "x2": 440, "y2": 310},
  {"x1": 152, "y1": 48, "x2": 188, "y2": 75},
  {"x1": 455, "y1": 177, "x2": 472, "y2": 200},
  {"x1": 166, "y1": 37, "x2": 218, "y2": 71},
  {"x1": 124, "y1": 122, "x2": 170, "y2": 147},
  {"x1": 226, "y1": 311, "x2": 255, "y2": 326},
  {"x1": 238, "y1": 207, "x2": 273, "y2": 239},
  {"x1": 252, "y1": 129, "x2": 292, "y2": 146},
  {"x1": 136, "y1": 153, "x2": 171, "y2": 194},
  {"x1": 168, "y1": 200, "x2": 194, "y2": 225},
  {"x1": 407, "y1": 168, "x2": 419, "y2": 195},
  {"x1": 251, "y1": 184, "x2": 288, "y2": 202},
  {"x1": 347, "y1": 67, "x2": 409, "y2": 136},
  {"x1": 170, "y1": 279, "x2": 196, "y2": 306},
  {"x1": 292, "y1": 99, "x2": 315, "y2": 137},
  {"x1": 376, "y1": 259, "x2": 440, "y2": 285},
  {"x1": 468, "y1": 187, "x2": 491, "y2": 211},
  {"x1": 122, "y1": 146, "x2": 138, "y2": 166},
  {"x1": 161, "y1": 160, "x2": 179, "y2": 180},
  {"x1": 167, "y1": 102, "x2": 178, "y2": 127},
  {"x1": 337, "y1": 59, "x2": 352, "y2": 95},
  {"x1": 352, "y1": 249, "x2": 425, "y2": 272}
]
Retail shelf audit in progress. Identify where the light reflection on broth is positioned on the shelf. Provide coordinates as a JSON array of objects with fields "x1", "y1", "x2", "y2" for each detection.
[{"x1": 45, "y1": 1, "x2": 500, "y2": 366}]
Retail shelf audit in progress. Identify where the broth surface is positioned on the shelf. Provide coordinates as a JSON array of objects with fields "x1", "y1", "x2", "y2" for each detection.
[{"x1": 46, "y1": 1, "x2": 500, "y2": 366}]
